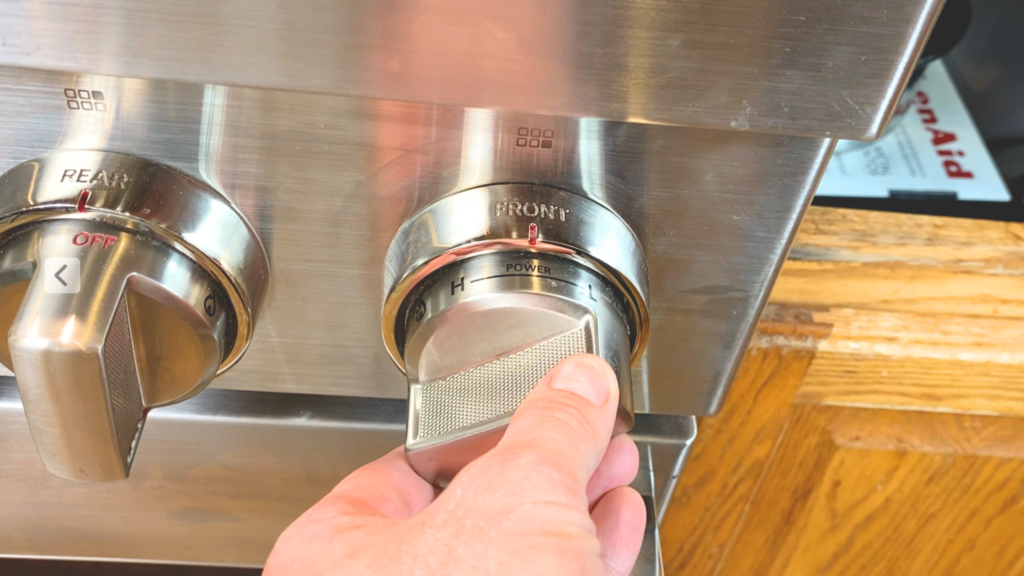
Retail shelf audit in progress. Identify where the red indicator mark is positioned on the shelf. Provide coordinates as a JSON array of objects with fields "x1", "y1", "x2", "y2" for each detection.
[
  {"x1": 76, "y1": 189, "x2": 91, "y2": 213},
  {"x1": 72, "y1": 232, "x2": 117, "y2": 249},
  {"x1": 528, "y1": 223, "x2": 538, "y2": 246}
]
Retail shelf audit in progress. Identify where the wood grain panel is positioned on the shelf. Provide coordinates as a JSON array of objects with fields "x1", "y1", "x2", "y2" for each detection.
[
  {"x1": 788, "y1": 206, "x2": 1024, "y2": 268},
  {"x1": 660, "y1": 306, "x2": 831, "y2": 576},
  {"x1": 797, "y1": 307, "x2": 1024, "y2": 416},
  {"x1": 781, "y1": 447, "x2": 1024, "y2": 576},
  {"x1": 660, "y1": 348, "x2": 816, "y2": 575},
  {"x1": 773, "y1": 206, "x2": 1024, "y2": 320},
  {"x1": 799, "y1": 353, "x2": 1024, "y2": 416},
  {"x1": 663, "y1": 205, "x2": 1024, "y2": 576},
  {"x1": 774, "y1": 208, "x2": 1024, "y2": 416},
  {"x1": 814, "y1": 307, "x2": 1024, "y2": 365},
  {"x1": 774, "y1": 263, "x2": 1024, "y2": 318},
  {"x1": 822, "y1": 406, "x2": 1024, "y2": 459},
  {"x1": 666, "y1": 397, "x2": 1024, "y2": 576},
  {"x1": 713, "y1": 405, "x2": 838, "y2": 576}
]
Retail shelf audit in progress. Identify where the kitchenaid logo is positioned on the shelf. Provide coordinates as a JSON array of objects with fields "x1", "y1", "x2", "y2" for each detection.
[
  {"x1": 914, "y1": 90, "x2": 973, "y2": 180},
  {"x1": 494, "y1": 201, "x2": 570, "y2": 221}
]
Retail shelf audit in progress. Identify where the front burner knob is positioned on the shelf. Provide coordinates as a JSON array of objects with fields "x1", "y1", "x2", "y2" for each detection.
[
  {"x1": 400, "y1": 251, "x2": 635, "y2": 484},
  {"x1": 0, "y1": 152, "x2": 268, "y2": 481},
  {"x1": 383, "y1": 185, "x2": 649, "y2": 484}
]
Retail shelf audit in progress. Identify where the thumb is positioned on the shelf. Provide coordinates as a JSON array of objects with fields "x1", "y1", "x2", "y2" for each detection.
[{"x1": 486, "y1": 354, "x2": 621, "y2": 496}]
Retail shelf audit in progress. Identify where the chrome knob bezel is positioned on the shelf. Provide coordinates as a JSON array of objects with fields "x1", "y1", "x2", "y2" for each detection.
[
  {"x1": 382, "y1": 184, "x2": 649, "y2": 372},
  {"x1": 0, "y1": 151, "x2": 269, "y2": 372}
]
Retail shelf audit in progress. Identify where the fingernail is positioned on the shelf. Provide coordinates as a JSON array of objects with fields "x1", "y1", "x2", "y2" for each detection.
[{"x1": 551, "y1": 357, "x2": 613, "y2": 406}]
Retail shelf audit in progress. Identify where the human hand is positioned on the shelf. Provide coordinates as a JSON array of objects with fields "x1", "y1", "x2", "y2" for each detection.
[{"x1": 263, "y1": 354, "x2": 646, "y2": 576}]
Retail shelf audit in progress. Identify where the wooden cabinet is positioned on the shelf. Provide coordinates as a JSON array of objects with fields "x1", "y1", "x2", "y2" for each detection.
[{"x1": 662, "y1": 207, "x2": 1024, "y2": 576}]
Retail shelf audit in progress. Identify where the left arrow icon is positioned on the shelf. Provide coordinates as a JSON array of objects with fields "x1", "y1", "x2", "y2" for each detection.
[
  {"x1": 54, "y1": 265, "x2": 68, "y2": 286},
  {"x1": 44, "y1": 258, "x2": 81, "y2": 294}
]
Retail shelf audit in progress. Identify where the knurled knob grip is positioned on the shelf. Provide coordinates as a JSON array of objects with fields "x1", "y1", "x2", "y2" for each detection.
[
  {"x1": 2, "y1": 221, "x2": 227, "y2": 481},
  {"x1": 400, "y1": 251, "x2": 635, "y2": 485}
]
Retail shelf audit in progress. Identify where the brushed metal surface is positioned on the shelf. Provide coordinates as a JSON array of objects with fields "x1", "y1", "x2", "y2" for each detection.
[
  {"x1": 632, "y1": 416, "x2": 698, "y2": 522},
  {"x1": 0, "y1": 377, "x2": 692, "y2": 575},
  {"x1": 0, "y1": 377, "x2": 406, "y2": 566},
  {"x1": 0, "y1": 0, "x2": 941, "y2": 139},
  {"x1": 0, "y1": 65, "x2": 832, "y2": 417},
  {"x1": 633, "y1": 442, "x2": 666, "y2": 576}
]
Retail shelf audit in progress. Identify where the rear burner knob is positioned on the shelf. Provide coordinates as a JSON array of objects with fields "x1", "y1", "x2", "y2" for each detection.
[
  {"x1": 0, "y1": 152, "x2": 268, "y2": 481},
  {"x1": 383, "y1": 185, "x2": 649, "y2": 484}
]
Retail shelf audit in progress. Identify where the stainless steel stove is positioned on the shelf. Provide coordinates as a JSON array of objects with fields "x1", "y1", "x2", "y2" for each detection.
[{"x1": 0, "y1": 1, "x2": 941, "y2": 573}]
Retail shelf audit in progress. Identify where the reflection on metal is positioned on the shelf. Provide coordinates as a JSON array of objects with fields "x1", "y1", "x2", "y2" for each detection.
[
  {"x1": 198, "y1": 85, "x2": 229, "y2": 192},
  {"x1": 0, "y1": 0, "x2": 942, "y2": 139},
  {"x1": 634, "y1": 444, "x2": 666, "y2": 576},
  {"x1": 0, "y1": 377, "x2": 693, "y2": 576},
  {"x1": 631, "y1": 414, "x2": 699, "y2": 521}
]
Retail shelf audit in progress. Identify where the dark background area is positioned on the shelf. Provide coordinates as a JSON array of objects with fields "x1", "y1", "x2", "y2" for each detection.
[{"x1": 820, "y1": 0, "x2": 1024, "y2": 221}]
